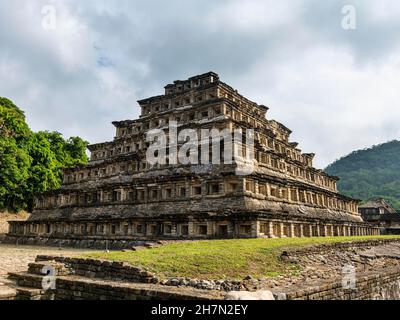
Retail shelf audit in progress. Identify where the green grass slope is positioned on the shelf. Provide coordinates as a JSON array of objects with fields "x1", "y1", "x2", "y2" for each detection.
[{"x1": 85, "y1": 236, "x2": 398, "y2": 280}]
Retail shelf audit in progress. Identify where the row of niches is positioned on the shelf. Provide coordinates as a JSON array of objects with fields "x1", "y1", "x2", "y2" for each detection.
[
  {"x1": 10, "y1": 220, "x2": 379, "y2": 239},
  {"x1": 10, "y1": 220, "x2": 258, "y2": 238},
  {"x1": 244, "y1": 179, "x2": 357, "y2": 213},
  {"x1": 164, "y1": 74, "x2": 216, "y2": 95},
  {"x1": 116, "y1": 105, "x2": 228, "y2": 139},
  {"x1": 70, "y1": 148, "x2": 335, "y2": 193},
  {"x1": 256, "y1": 151, "x2": 337, "y2": 191},
  {"x1": 121, "y1": 105, "x2": 269, "y2": 140},
  {"x1": 163, "y1": 75, "x2": 264, "y2": 119},
  {"x1": 132, "y1": 104, "x2": 225, "y2": 134},
  {"x1": 111, "y1": 106, "x2": 224, "y2": 146},
  {"x1": 35, "y1": 180, "x2": 240, "y2": 209},
  {"x1": 141, "y1": 88, "x2": 218, "y2": 116},
  {"x1": 97, "y1": 125, "x2": 301, "y2": 170},
  {"x1": 149, "y1": 76, "x2": 263, "y2": 113},
  {"x1": 37, "y1": 177, "x2": 353, "y2": 214}
]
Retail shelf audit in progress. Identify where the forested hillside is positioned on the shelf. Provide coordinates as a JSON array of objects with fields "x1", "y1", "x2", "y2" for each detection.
[
  {"x1": 325, "y1": 141, "x2": 400, "y2": 210},
  {"x1": 0, "y1": 97, "x2": 89, "y2": 212}
]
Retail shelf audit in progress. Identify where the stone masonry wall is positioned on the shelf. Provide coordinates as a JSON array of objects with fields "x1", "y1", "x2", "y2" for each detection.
[
  {"x1": 280, "y1": 238, "x2": 400, "y2": 258},
  {"x1": 2, "y1": 235, "x2": 153, "y2": 250},
  {"x1": 274, "y1": 239, "x2": 400, "y2": 300},
  {"x1": 279, "y1": 269, "x2": 400, "y2": 300},
  {"x1": 53, "y1": 277, "x2": 217, "y2": 300},
  {"x1": 35, "y1": 255, "x2": 159, "y2": 284}
]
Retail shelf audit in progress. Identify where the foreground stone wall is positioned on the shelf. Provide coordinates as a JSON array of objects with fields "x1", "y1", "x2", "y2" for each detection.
[
  {"x1": 8, "y1": 257, "x2": 222, "y2": 300},
  {"x1": 279, "y1": 269, "x2": 400, "y2": 300},
  {"x1": 281, "y1": 238, "x2": 400, "y2": 257},
  {"x1": 35, "y1": 255, "x2": 159, "y2": 284},
  {"x1": 53, "y1": 277, "x2": 218, "y2": 300},
  {"x1": 10, "y1": 260, "x2": 400, "y2": 300}
]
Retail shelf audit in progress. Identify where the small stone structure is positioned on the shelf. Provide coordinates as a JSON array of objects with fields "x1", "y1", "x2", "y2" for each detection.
[
  {"x1": 359, "y1": 198, "x2": 398, "y2": 218},
  {"x1": 6, "y1": 72, "x2": 378, "y2": 246},
  {"x1": 359, "y1": 199, "x2": 400, "y2": 234}
]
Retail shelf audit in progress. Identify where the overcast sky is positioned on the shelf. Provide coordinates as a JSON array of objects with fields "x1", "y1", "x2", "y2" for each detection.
[{"x1": 1, "y1": 0, "x2": 400, "y2": 168}]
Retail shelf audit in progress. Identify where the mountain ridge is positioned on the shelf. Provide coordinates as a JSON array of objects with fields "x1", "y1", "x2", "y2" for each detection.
[{"x1": 325, "y1": 140, "x2": 400, "y2": 211}]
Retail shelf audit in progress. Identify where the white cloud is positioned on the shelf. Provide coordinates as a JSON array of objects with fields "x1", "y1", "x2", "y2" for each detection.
[
  {"x1": 243, "y1": 44, "x2": 400, "y2": 167},
  {"x1": 1, "y1": 0, "x2": 399, "y2": 169},
  {"x1": 365, "y1": 1, "x2": 400, "y2": 21},
  {"x1": 206, "y1": 0, "x2": 304, "y2": 32}
]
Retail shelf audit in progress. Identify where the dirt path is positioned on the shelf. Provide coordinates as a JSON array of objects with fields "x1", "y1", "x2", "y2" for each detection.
[{"x1": 0, "y1": 244, "x2": 98, "y2": 285}]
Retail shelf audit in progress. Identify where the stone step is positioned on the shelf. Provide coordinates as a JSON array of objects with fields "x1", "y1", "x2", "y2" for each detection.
[
  {"x1": 0, "y1": 286, "x2": 17, "y2": 300},
  {"x1": 6, "y1": 273, "x2": 56, "y2": 300},
  {"x1": 4, "y1": 285, "x2": 56, "y2": 301},
  {"x1": 28, "y1": 262, "x2": 70, "y2": 276},
  {"x1": 14, "y1": 286, "x2": 49, "y2": 300},
  {"x1": 54, "y1": 275, "x2": 224, "y2": 300},
  {"x1": 8, "y1": 272, "x2": 49, "y2": 290},
  {"x1": 8, "y1": 272, "x2": 224, "y2": 300}
]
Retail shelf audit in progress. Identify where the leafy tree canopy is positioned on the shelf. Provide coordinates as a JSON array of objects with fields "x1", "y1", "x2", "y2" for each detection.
[
  {"x1": 0, "y1": 97, "x2": 31, "y2": 140},
  {"x1": 325, "y1": 140, "x2": 400, "y2": 211},
  {"x1": 0, "y1": 97, "x2": 89, "y2": 212}
]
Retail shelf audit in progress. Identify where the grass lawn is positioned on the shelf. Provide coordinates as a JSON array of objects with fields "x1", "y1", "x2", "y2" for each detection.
[{"x1": 84, "y1": 236, "x2": 400, "y2": 280}]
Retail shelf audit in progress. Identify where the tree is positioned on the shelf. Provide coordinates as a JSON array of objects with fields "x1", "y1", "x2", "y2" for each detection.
[
  {"x1": 0, "y1": 98, "x2": 32, "y2": 211},
  {"x1": 0, "y1": 97, "x2": 30, "y2": 139},
  {"x1": 0, "y1": 139, "x2": 31, "y2": 211},
  {"x1": 0, "y1": 97, "x2": 89, "y2": 212}
]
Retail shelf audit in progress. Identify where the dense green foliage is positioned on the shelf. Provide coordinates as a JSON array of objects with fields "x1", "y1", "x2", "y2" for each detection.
[
  {"x1": 0, "y1": 97, "x2": 89, "y2": 212},
  {"x1": 325, "y1": 141, "x2": 400, "y2": 210}
]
